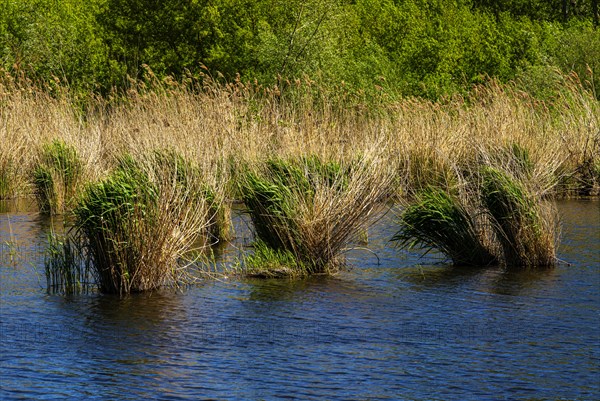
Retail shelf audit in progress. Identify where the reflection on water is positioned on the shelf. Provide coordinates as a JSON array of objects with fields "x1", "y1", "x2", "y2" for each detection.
[
  {"x1": 0, "y1": 198, "x2": 37, "y2": 214},
  {"x1": 393, "y1": 263, "x2": 560, "y2": 297},
  {"x1": 1, "y1": 200, "x2": 599, "y2": 400},
  {"x1": 556, "y1": 199, "x2": 600, "y2": 267}
]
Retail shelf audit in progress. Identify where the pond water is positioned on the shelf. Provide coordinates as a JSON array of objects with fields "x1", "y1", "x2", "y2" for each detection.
[{"x1": 1, "y1": 200, "x2": 598, "y2": 400}]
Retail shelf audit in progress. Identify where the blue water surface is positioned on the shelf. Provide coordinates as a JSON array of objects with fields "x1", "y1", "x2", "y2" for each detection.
[{"x1": 1, "y1": 200, "x2": 598, "y2": 400}]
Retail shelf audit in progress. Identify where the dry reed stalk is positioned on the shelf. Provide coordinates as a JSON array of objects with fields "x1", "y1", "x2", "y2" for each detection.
[
  {"x1": 1, "y1": 70, "x2": 597, "y2": 201},
  {"x1": 0, "y1": 73, "x2": 104, "y2": 198}
]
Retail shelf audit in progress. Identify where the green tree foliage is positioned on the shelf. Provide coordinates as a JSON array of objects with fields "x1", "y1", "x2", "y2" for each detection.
[
  {"x1": 0, "y1": 0, "x2": 113, "y2": 92},
  {"x1": 1, "y1": 0, "x2": 598, "y2": 99},
  {"x1": 98, "y1": 0, "x2": 223, "y2": 78}
]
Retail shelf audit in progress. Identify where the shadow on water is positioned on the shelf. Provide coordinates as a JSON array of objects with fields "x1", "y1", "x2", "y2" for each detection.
[
  {"x1": 242, "y1": 275, "x2": 357, "y2": 302},
  {"x1": 487, "y1": 268, "x2": 558, "y2": 296},
  {"x1": 46, "y1": 291, "x2": 189, "y2": 399},
  {"x1": 393, "y1": 264, "x2": 486, "y2": 288},
  {"x1": 556, "y1": 198, "x2": 600, "y2": 267},
  {"x1": 40, "y1": 290, "x2": 187, "y2": 356},
  {"x1": 390, "y1": 262, "x2": 560, "y2": 299}
]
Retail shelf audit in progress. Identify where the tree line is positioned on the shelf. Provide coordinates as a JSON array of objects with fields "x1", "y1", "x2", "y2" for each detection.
[{"x1": 1, "y1": 0, "x2": 598, "y2": 99}]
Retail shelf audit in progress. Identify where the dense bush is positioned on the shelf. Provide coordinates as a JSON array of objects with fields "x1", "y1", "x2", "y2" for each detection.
[
  {"x1": 0, "y1": 0, "x2": 115, "y2": 93},
  {"x1": 1, "y1": 0, "x2": 598, "y2": 99}
]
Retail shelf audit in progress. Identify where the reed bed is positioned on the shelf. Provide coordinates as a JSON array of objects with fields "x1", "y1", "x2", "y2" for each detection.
[
  {"x1": 1, "y1": 70, "x2": 597, "y2": 282},
  {"x1": 1, "y1": 71, "x2": 597, "y2": 200}
]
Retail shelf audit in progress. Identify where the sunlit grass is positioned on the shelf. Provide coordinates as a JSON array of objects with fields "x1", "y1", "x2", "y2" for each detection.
[
  {"x1": 392, "y1": 186, "x2": 497, "y2": 267},
  {"x1": 239, "y1": 153, "x2": 393, "y2": 276},
  {"x1": 32, "y1": 139, "x2": 83, "y2": 215},
  {"x1": 480, "y1": 166, "x2": 558, "y2": 268},
  {"x1": 70, "y1": 152, "x2": 217, "y2": 294}
]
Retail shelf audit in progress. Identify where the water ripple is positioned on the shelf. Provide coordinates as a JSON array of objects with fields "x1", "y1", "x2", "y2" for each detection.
[{"x1": 1, "y1": 201, "x2": 599, "y2": 400}]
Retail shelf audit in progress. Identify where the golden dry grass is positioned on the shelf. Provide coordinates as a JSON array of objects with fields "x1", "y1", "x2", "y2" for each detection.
[{"x1": 1, "y1": 70, "x2": 598, "y2": 200}]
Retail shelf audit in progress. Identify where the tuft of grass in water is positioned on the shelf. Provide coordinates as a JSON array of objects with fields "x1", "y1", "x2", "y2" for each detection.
[
  {"x1": 241, "y1": 159, "x2": 304, "y2": 254},
  {"x1": 32, "y1": 139, "x2": 82, "y2": 215},
  {"x1": 241, "y1": 240, "x2": 309, "y2": 278},
  {"x1": 45, "y1": 232, "x2": 94, "y2": 295},
  {"x1": 241, "y1": 156, "x2": 350, "y2": 253},
  {"x1": 394, "y1": 149, "x2": 560, "y2": 270},
  {"x1": 73, "y1": 167, "x2": 150, "y2": 294},
  {"x1": 240, "y1": 153, "x2": 392, "y2": 276},
  {"x1": 480, "y1": 166, "x2": 557, "y2": 268},
  {"x1": 392, "y1": 186, "x2": 497, "y2": 267},
  {"x1": 72, "y1": 152, "x2": 216, "y2": 294}
]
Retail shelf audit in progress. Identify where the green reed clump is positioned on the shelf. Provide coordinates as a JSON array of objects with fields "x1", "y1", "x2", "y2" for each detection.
[
  {"x1": 73, "y1": 152, "x2": 214, "y2": 294},
  {"x1": 243, "y1": 240, "x2": 309, "y2": 278},
  {"x1": 393, "y1": 151, "x2": 559, "y2": 269},
  {"x1": 45, "y1": 233, "x2": 95, "y2": 295},
  {"x1": 32, "y1": 139, "x2": 82, "y2": 215},
  {"x1": 240, "y1": 154, "x2": 391, "y2": 276},
  {"x1": 241, "y1": 162, "x2": 299, "y2": 253},
  {"x1": 480, "y1": 166, "x2": 557, "y2": 268},
  {"x1": 74, "y1": 167, "x2": 153, "y2": 294},
  {"x1": 300, "y1": 155, "x2": 349, "y2": 191},
  {"x1": 392, "y1": 186, "x2": 497, "y2": 267},
  {"x1": 241, "y1": 157, "x2": 342, "y2": 257}
]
